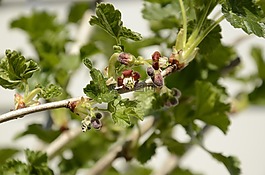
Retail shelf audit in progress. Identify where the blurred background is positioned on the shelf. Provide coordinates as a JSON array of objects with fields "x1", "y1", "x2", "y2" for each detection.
[{"x1": 0, "y1": 0, "x2": 265, "y2": 175}]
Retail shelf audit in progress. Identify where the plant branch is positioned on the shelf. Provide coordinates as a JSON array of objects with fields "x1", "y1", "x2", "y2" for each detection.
[{"x1": 0, "y1": 97, "x2": 87, "y2": 124}]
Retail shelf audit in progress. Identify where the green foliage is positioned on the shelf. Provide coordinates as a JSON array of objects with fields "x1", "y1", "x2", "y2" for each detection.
[
  {"x1": 0, "y1": 50, "x2": 39, "y2": 89},
  {"x1": 0, "y1": 148, "x2": 19, "y2": 164},
  {"x1": 0, "y1": 149, "x2": 53, "y2": 175},
  {"x1": 209, "y1": 151, "x2": 241, "y2": 175},
  {"x1": 68, "y1": 2, "x2": 91, "y2": 23},
  {"x1": 222, "y1": 0, "x2": 265, "y2": 37},
  {"x1": 15, "y1": 124, "x2": 61, "y2": 143},
  {"x1": 37, "y1": 84, "x2": 63, "y2": 100},
  {"x1": 136, "y1": 137, "x2": 157, "y2": 164},
  {"x1": 108, "y1": 97, "x2": 143, "y2": 126},
  {"x1": 83, "y1": 58, "x2": 119, "y2": 103},
  {"x1": 195, "y1": 81, "x2": 230, "y2": 134},
  {"x1": 89, "y1": 3, "x2": 142, "y2": 44}
]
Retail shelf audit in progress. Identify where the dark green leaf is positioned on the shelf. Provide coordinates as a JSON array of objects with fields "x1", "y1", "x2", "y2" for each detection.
[
  {"x1": 195, "y1": 81, "x2": 230, "y2": 133},
  {"x1": 163, "y1": 137, "x2": 187, "y2": 156},
  {"x1": 15, "y1": 124, "x2": 61, "y2": 143},
  {"x1": 249, "y1": 82, "x2": 265, "y2": 105},
  {"x1": 0, "y1": 50, "x2": 39, "y2": 89},
  {"x1": 136, "y1": 138, "x2": 157, "y2": 164},
  {"x1": 89, "y1": 3, "x2": 142, "y2": 42},
  {"x1": 68, "y1": 2, "x2": 90, "y2": 23},
  {"x1": 210, "y1": 152, "x2": 241, "y2": 175},
  {"x1": 251, "y1": 47, "x2": 265, "y2": 80},
  {"x1": 222, "y1": 0, "x2": 265, "y2": 37},
  {"x1": 0, "y1": 148, "x2": 19, "y2": 164},
  {"x1": 0, "y1": 159, "x2": 29, "y2": 175},
  {"x1": 83, "y1": 58, "x2": 119, "y2": 103},
  {"x1": 25, "y1": 149, "x2": 54, "y2": 175},
  {"x1": 169, "y1": 167, "x2": 203, "y2": 175}
]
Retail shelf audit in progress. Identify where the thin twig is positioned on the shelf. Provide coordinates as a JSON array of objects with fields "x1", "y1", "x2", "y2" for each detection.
[{"x1": 0, "y1": 97, "x2": 85, "y2": 124}]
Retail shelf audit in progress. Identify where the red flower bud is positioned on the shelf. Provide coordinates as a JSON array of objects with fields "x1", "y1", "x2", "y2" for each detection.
[
  {"x1": 152, "y1": 72, "x2": 164, "y2": 87},
  {"x1": 122, "y1": 69, "x2": 133, "y2": 77},
  {"x1": 152, "y1": 51, "x2": 161, "y2": 62},
  {"x1": 118, "y1": 52, "x2": 133, "y2": 65},
  {"x1": 117, "y1": 77, "x2": 123, "y2": 86},
  {"x1": 132, "y1": 71, "x2": 140, "y2": 81},
  {"x1": 152, "y1": 61, "x2": 159, "y2": 70}
]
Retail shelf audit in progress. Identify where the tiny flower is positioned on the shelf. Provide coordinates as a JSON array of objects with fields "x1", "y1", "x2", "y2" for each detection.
[
  {"x1": 152, "y1": 71, "x2": 164, "y2": 87},
  {"x1": 118, "y1": 52, "x2": 134, "y2": 65},
  {"x1": 132, "y1": 71, "x2": 140, "y2": 81},
  {"x1": 91, "y1": 117, "x2": 102, "y2": 130},
  {"x1": 123, "y1": 77, "x2": 135, "y2": 90},
  {"x1": 171, "y1": 88, "x2": 181, "y2": 98},
  {"x1": 159, "y1": 56, "x2": 169, "y2": 68},
  {"x1": 117, "y1": 70, "x2": 141, "y2": 90},
  {"x1": 146, "y1": 66, "x2": 154, "y2": 77}
]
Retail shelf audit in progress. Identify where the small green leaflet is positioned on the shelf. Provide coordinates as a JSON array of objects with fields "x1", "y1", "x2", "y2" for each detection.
[
  {"x1": 108, "y1": 97, "x2": 143, "y2": 127},
  {"x1": 195, "y1": 81, "x2": 230, "y2": 134},
  {"x1": 89, "y1": 3, "x2": 142, "y2": 43},
  {"x1": 83, "y1": 58, "x2": 118, "y2": 103},
  {"x1": 0, "y1": 50, "x2": 39, "y2": 90},
  {"x1": 222, "y1": 0, "x2": 265, "y2": 37},
  {"x1": 0, "y1": 149, "x2": 54, "y2": 175},
  {"x1": 37, "y1": 84, "x2": 63, "y2": 100}
]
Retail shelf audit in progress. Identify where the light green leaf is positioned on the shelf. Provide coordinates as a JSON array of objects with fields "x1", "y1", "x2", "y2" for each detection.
[
  {"x1": 37, "y1": 84, "x2": 62, "y2": 100},
  {"x1": 251, "y1": 47, "x2": 265, "y2": 80},
  {"x1": 83, "y1": 58, "x2": 118, "y2": 103},
  {"x1": 195, "y1": 81, "x2": 230, "y2": 133},
  {"x1": 0, "y1": 50, "x2": 39, "y2": 90},
  {"x1": 0, "y1": 148, "x2": 19, "y2": 164},
  {"x1": 89, "y1": 3, "x2": 142, "y2": 42}
]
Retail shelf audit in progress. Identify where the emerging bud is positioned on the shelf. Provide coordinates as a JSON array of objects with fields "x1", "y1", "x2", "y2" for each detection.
[
  {"x1": 171, "y1": 88, "x2": 181, "y2": 98},
  {"x1": 95, "y1": 112, "x2": 103, "y2": 119},
  {"x1": 146, "y1": 66, "x2": 154, "y2": 77},
  {"x1": 122, "y1": 69, "x2": 133, "y2": 77},
  {"x1": 152, "y1": 61, "x2": 159, "y2": 70},
  {"x1": 152, "y1": 51, "x2": 161, "y2": 62},
  {"x1": 152, "y1": 71, "x2": 164, "y2": 87},
  {"x1": 118, "y1": 52, "x2": 134, "y2": 65}
]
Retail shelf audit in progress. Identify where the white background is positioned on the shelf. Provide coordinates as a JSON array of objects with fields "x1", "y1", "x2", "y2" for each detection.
[{"x1": 0, "y1": 0, "x2": 265, "y2": 175}]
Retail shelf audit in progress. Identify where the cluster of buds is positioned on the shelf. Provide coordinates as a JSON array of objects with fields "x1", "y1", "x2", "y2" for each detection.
[
  {"x1": 146, "y1": 51, "x2": 165, "y2": 87},
  {"x1": 14, "y1": 92, "x2": 40, "y2": 110},
  {"x1": 164, "y1": 88, "x2": 181, "y2": 107},
  {"x1": 117, "y1": 69, "x2": 140, "y2": 90},
  {"x1": 81, "y1": 112, "x2": 103, "y2": 132}
]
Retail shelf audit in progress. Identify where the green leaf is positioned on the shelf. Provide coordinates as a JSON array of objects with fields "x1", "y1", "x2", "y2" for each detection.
[
  {"x1": 0, "y1": 50, "x2": 39, "y2": 89},
  {"x1": 169, "y1": 167, "x2": 203, "y2": 175},
  {"x1": 0, "y1": 148, "x2": 19, "y2": 164},
  {"x1": 249, "y1": 82, "x2": 265, "y2": 105},
  {"x1": 210, "y1": 152, "x2": 241, "y2": 175},
  {"x1": 83, "y1": 58, "x2": 119, "y2": 103},
  {"x1": 89, "y1": 3, "x2": 142, "y2": 43},
  {"x1": 25, "y1": 149, "x2": 54, "y2": 175},
  {"x1": 222, "y1": 0, "x2": 265, "y2": 37},
  {"x1": 108, "y1": 97, "x2": 142, "y2": 127},
  {"x1": 251, "y1": 47, "x2": 265, "y2": 80},
  {"x1": 68, "y1": 2, "x2": 90, "y2": 23},
  {"x1": 37, "y1": 84, "x2": 63, "y2": 100},
  {"x1": 195, "y1": 81, "x2": 230, "y2": 133},
  {"x1": 0, "y1": 159, "x2": 29, "y2": 175},
  {"x1": 136, "y1": 137, "x2": 157, "y2": 164},
  {"x1": 163, "y1": 137, "x2": 187, "y2": 156},
  {"x1": 15, "y1": 124, "x2": 61, "y2": 143}
]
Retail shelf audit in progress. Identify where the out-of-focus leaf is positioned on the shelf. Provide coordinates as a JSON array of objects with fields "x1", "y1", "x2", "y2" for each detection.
[
  {"x1": 169, "y1": 167, "x2": 203, "y2": 175},
  {"x1": 0, "y1": 50, "x2": 39, "y2": 90},
  {"x1": 68, "y1": 2, "x2": 90, "y2": 23},
  {"x1": 249, "y1": 82, "x2": 265, "y2": 105},
  {"x1": 0, "y1": 148, "x2": 19, "y2": 164},
  {"x1": 163, "y1": 137, "x2": 187, "y2": 156},
  {"x1": 195, "y1": 81, "x2": 230, "y2": 134},
  {"x1": 251, "y1": 47, "x2": 265, "y2": 80},
  {"x1": 15, "y1": 124, "x2": 61, "y2": 143},
  {"x1": 136, "y1": 137, "x2": 157, "y2": 164}
]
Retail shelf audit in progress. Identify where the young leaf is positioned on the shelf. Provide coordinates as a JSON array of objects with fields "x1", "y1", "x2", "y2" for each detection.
[
  {"x1": 83, "y1": 58, "x2": 118, "y2": 103},
  {"x1": 0, "y1": 159, "x2": 29, "y2": 175},
  {"x1": 37, "y1": 84, "x2": 63, "y2": 100},
  {"x1": 89, "y1": 3, "x2": 142, "y2": 43},
  {"x1": 0, "y1": 50, "x2": 39, "y2": 89},
  {"x1": 0, "y1": 148, "x2": 19, "y2": 164},
  {"x1": 195, "y1": 81, "x2": 230, "y2": 134},
  {"x1": 108, "y1": 97, "x2": 143, "y2": 127},
  {"x1": 136, "y1": 138, "x2": 157, "y2": 164},
  {"x1": 222, "y1": 0, "x2": 265, "y2": 37}
]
